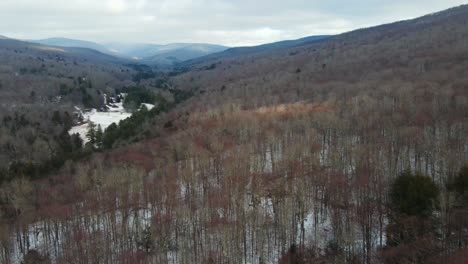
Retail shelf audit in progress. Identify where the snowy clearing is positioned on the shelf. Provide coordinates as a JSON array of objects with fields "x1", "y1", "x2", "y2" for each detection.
[{"x1": 69, "y1": 99, "x2": 154, "y2": 143}]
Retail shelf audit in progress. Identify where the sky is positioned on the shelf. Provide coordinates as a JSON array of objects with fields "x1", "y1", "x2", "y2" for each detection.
[{"x1": 0, "y1": 0, "x2": 467, "y2": 47}]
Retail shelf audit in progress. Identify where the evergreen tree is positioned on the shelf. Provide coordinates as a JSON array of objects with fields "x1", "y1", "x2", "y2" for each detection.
[
  {"x1": 86, "y1": 122, "x2": 97, "y2": 146},
  {"x1": 386, "y1": 170, "x2": 440, "y2": 247},
  {"x1": 51, "y1": 110, "x2": 62, "y2": 125},
  {"x1": 95, "y1": 125, "x2": 104, "y2": 149},
  {"x1": 102, "y1": 123, "x2": 118, "y2": 149},
  {"x1": 390, "y1": 170, "x2": 439, "y2": 217},
  {"x1": 453, "y1": 165, "x2": 468, "y2": 202},
  {"x1": 71, "y1": 133, "x2": 83, "y2": 152}
]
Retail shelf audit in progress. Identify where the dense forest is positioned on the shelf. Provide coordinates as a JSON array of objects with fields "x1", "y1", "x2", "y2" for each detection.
[{"x1": 0, "y1": 4, "x2": 467, "y2": 264}]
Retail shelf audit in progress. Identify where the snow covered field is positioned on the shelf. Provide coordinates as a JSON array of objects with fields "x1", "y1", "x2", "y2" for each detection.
[{"x1": 69, "y1": 101, "x2": 154, "y2": 143}]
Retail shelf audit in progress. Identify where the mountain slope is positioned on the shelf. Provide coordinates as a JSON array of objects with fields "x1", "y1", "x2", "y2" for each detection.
[
  {"x1": 2, "y1": 38, "x2": 131, "y2": 65},
  {"x1": 0, "y1": 37, "x2": 135, "y2": 105},
  {"x1": 105, "y1": 42, "x2": 163, "y2": 59},
  {"x1": 180, "y1": 35, "x2": 329, "y2": 67},
  {"x1": 146, "y1": 6, "x2": 468, "y2": 263},
  {"x1": 142, "y1": 43, "x2": 228, "y2": 65},
  {"x1": 179, "y1": 5, "x2": 468, "y2": 70},
  {"x1": 0, "y1": 36, "x2": 138, "y2": 185},
  {"x1": 32, "y1": 37, "x2": 112, "y2": 55},
  {"x1": 107, "y1": 42, "x2": 228, "y2": 65},
  {"x1": 174, "y1": 4, "x2": 468, "y2": 100}
]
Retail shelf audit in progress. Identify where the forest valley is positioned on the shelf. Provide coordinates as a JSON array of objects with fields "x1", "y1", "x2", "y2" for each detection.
[{"x1": 0, "y1": 4, "x2": 468, "y2": 264}]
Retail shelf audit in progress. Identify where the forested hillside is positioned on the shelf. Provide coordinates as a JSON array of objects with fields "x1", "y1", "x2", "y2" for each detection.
[
  {"x1": 0, "y1": 5, "x2": 467, "y2": 264},
  {"x1": 0, "y1": 38, "x2": 135, "y2": 105},
  {"x1": 0, "y1": 38, "x2": 131, "y2": 180},
  {"x1": 180, "y1": 35, "x2": 329, "y2": 67},
  {"x1": 0, "y1": 38, "x2": 179, "y2": 183}
]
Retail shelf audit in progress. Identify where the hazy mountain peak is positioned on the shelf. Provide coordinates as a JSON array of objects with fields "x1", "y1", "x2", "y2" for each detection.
[{"x1": 30, "y1": 38, "x2": 229, "y2": 65}]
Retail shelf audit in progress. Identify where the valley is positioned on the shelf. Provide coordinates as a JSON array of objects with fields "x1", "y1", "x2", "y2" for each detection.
[{"x1": 0, "y1": 3, "x2": 467, "y2": 264}]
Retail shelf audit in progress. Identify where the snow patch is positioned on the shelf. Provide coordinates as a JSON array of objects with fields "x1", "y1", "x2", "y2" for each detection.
[
  {"x1": 69, "y1": 93, "x2": 155, "y2": 143},
  {"x1": 141, "y1": 103, "x2": 155, "y2": 110},
  {"x1": 69, "y1": 101, "x2": 131, "y2": 143}
]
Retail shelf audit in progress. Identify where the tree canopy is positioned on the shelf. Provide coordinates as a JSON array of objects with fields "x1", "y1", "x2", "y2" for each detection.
[{"x1": 123, "y1": 87, "x2": 156, "y2": 111}]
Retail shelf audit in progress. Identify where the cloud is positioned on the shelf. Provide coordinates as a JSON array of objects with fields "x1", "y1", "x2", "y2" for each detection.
[
  {"x1": 195, "y1": 27, "x2": 285, "y2": 47},
  {"x1": 0, "y1": 0, "x2": 466, "y2": 46},
  {"x1": 107, "y1": 0, "x2": 128, "y2": 14}
]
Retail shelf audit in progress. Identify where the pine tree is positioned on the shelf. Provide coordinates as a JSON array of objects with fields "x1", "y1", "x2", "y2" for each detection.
[
  {"x1": 86, "y1": 122, "x2": 97, "y2": 146},
  {"x1": 95, "y1": 125, "x2": 104, "y2": 149},
  {"x1": 390, "y1": 170, "x2": 439, "y2": 217}
]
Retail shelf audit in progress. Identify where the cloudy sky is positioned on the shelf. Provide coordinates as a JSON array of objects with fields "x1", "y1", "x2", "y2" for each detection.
[{"x1": 0, "y1": 0, "x2": 466, "y2": 46}]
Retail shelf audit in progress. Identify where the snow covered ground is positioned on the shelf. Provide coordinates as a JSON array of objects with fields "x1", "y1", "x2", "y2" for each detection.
[
  {"x1": 141, "y1": 103, "x2": 155, "y2": 110},
  {"x1": 68, "y1": 123, "x2": 91, "y2": 143},
  {"x1": 69, "y1": 100, "x2": 154, "y2": 143}
]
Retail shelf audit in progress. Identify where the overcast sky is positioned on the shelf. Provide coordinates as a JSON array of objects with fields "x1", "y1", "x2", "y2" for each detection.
[{"x1": 0, "y1": 0, "x2": 466, "y2": 46}]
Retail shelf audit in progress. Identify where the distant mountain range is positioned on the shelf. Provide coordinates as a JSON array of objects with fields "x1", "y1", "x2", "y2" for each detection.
[
  {"x1": 140, "y1": 43, "x2": 229, "y2": 65},
  {"x1": 31, "y1": 38, "x2": 228, "y2": 66},
  {"x1": 18, "y1": 36, "x2": 336, "y2": 67},
  {"x1": 0, "y1": 37, "x2": 129, "y2": 65},
  {"x1": 180, "y1": 35, "x2": 330, "y2": 67},
  {"x1": 29, "y1": 36, "x2": 334, "y2": 67}
]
